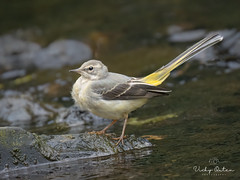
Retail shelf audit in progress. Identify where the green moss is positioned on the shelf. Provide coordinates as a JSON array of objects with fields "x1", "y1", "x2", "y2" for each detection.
[
  {"x1": 0, "y1": 128, "x2": 27, "y2": 148},
  {"x1": 129, "y1": 113, "x2": 178, "y2": 126},
  {"x1": 32, "y1": 133, "x2": 59, "y2": 161}
]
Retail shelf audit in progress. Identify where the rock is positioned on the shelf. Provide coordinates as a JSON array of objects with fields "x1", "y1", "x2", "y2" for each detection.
[
  {"x1": 0, "y1": 96, "x2": 52, "y2": 127},
  {"x1": 216, "y1": 60, "x2": 227, "y2": 67},
  {"x1": 167, "y1": 25, "x2": 183, "y2": 35},
  {"x1": 0, "y1": 92, "x2": 113, "y2": 132},
  {"x1": 215, "y1": 60, "x2": 240, "y2": 73},
  {"x1": 0, "y1": 35, "x2": 41, "y2": 56},
  {"x1": 0, "y1": 127, "x2": 54, "y2": 170},
  {"x1": 168, "y1": 29, "x2": 206, "y2": 43},
  {"x1": 193, "y1": 47, "x2": 218, "y2": 63},
  {"x1": 56, "y1": 105, "x2": 112, "y2": 133},
  {"x1": 0, "y1": 35, "x2": 41, "y2": 70},
  {"x1": 0, "y1": 90, "x2": 21, "y2": 97},
  {"x1": 217, "y1": 29, "x2": 240, "y2": 50},
  {"x1": 41, "y1": 133, "x2": 152, "y2": 159},
  {"x1": 33, "y1": 39, "x2": 92, "y2": 69},
  {"x1": 0, "y1": 69, "x2": 26, "y2": 80},
  {"x1": 214, "y1": 29, "x2": 237, "y2": 38},
  {"x1": 0, "y1": 127, "x2": 152, "y2": 171},
  {"x1": 227, "y1": 61, "x2": 240, "y2": 70},
  {"x1": 0, "y1": 33, "x2": 92, "y2": 71},
  {"x1": 214, "y1": 29, "x2": 240, "y2": 58},
  {"x1": 229, "y1": 38, "x2": 240, "y2": 57}
]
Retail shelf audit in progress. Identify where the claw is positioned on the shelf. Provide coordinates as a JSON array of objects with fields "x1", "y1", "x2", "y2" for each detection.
[
  {"x1": 112, "y1": 135, "x2": 127, "y2": 145},
  {"x1": 88, "y1": 120, "x2": 118, "y2": 136},
  {"x1": 113, "y1": 115, "x2": 128, "y2": 146}
]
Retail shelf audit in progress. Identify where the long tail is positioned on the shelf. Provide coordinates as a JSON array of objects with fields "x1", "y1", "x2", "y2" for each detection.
[{"x1": 140, "y1": 34, "x2": 223, "y2": 86}]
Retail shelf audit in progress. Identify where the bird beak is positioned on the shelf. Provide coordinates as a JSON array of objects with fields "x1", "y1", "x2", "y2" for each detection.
[{"x1": 69, "y1": 68, "x2": 82, "y2": 74}]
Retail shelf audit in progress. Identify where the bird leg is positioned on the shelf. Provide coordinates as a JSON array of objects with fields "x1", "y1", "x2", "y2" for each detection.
[
  {"x1": 113, "y1": 115, "x2": 128, "y2": 145},
  {"x1": 88, "y1": 119, "x2": 118, "y2": 135}
]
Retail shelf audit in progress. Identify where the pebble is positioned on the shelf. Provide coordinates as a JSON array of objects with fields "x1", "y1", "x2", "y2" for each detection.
[
  {"x1": 0, "y1": 96, "x2": 52, "y2": 127},
  {"x1": 0, "y1": 69, "x2": 26, "y2": 80},
  {"x1": 167, "y1": 25, "x2": 183, "y2": 35},
  {"x1": 168, "y1": 29, "x2": 206, "y2": 43}
]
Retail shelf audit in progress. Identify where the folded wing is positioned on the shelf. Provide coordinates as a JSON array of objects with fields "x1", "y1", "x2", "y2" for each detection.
[{"x1": 101, "y1": 79, "x2": 171, "y2": 100}]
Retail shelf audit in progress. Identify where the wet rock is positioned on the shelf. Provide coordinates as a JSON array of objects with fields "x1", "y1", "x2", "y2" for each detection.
[
  {"x1": 0, "y1": 69, "x2": 26, "y2": 80},
  {"x1": 229, "y1": 38, "x2": 240, "y2": 57},
  {"x1": 33, "y1": 40, "x2": 92, "y2": 69},
  {"x1": 0, "y1": 96, "x2": 52, "y2": 127},
  {"x1": 219, "y1": 29, "x2": 240, "y2": 50},
  {"x1": 0, "y1": 90, "x2": 22, "y2": 97},
  {"x1": 0, "y1": 92, "x2": 112, "y2": 132},
  {"x1": 0, "y1": 127, "x2": 53, "y2": 170},
  {"x1": 0, "y1": 35, "x2": 41, "y2": 70},
  {"x1": 168, "y1": 29, "x2": 206, "y2": 43},
  {"x1": 41, "y1": 133, "x2": 152, "y2": 159},
  {"x1": 167, "y1": 25, "x2": 183, "y2": 35},
  {"x1": 0, "y1": 35, "x2": 41, "y2": 56},
  {"x1": 224, "y1": 61, "x2": 240, "y2": 73},
  {"x1": 214, "y1": 29, "x2": 240, "y2": 59},
  {"x1": 56, "y1": 105, "x2": 112, "y2": 133},
  {"x1": 0, "y1": 33, "x2": 92, "y2": 71},
  {"x1": 193, "y1": 47, "x2": 218, "y2": 63},
  {"x1": 227, "y1": 61, "x2": 240, "y2": 70},
  {"x1": 0, "y1": 127, "x2": 152, "y2": 171}
]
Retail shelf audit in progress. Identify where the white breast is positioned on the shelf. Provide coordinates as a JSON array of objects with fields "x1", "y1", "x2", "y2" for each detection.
[
  {"x1": 71, "y1": 77, "x2": 91, "y2": 111},
  {"x1": 90, "y1": 98, "x2": 147, "y2": 119},
  {"x1": 71, "y1": 77, "x2": 148, "y2": 120}
]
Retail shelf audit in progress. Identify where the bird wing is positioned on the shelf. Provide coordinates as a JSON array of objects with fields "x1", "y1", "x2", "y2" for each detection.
[{"x1": 98, "y1": 78, "x2": 171, "y2": 100}]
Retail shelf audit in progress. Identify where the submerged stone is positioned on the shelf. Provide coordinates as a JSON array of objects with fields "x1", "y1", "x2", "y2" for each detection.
[
  {"x1": 0, "y1": 69, "x2": 26, "y2": 80},
  {"x1": 0, "y1": 127, "x2": 152, "y2": 171},
  {"x1": 168, "y1": 29, "x2": 206, "y2": 43},
  {"x1": 0, "y1": 96, "x2": 52, "y2": 127}
]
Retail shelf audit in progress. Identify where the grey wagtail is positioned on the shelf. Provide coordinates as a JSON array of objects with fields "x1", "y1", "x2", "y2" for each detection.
[{"x1": 70, "y1": 34, "x2": 223, "y2": 145}]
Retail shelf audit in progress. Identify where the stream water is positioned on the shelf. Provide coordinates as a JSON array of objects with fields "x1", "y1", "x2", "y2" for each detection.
[{"x1": 0, "y1": 0, "x2": 240, "y2": 179}]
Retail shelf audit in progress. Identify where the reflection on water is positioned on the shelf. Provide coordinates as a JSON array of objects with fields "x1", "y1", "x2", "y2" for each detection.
[{"x1": 1, "y1": 148, "x2": 152, "y2": 179}]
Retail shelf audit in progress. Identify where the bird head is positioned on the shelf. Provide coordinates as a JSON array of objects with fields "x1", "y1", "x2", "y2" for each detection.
[{"x1": 70, "y1": 60, "x2": 108, "y2": 80}]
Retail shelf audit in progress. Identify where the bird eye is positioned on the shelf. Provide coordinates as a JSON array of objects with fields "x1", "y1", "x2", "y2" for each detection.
[{"x1": 88, "y1": 66, "x2": 93, "y2": 71}]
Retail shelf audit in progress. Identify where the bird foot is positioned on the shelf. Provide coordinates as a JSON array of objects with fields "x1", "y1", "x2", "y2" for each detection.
[{"x1": 112, "y1": 135, "x2": 127, "y2": 145}]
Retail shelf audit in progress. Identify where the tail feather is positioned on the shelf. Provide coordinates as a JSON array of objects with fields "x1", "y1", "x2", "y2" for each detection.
[{"x1": 141, "y1": 34, "x2": 223, "y2": 86}]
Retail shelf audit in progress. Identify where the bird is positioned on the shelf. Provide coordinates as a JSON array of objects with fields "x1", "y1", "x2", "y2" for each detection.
[{"x1": 70, "y1": 34, "x2": 223, "y2": 145}]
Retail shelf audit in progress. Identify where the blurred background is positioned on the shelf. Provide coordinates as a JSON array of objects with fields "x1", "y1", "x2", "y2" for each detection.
[{"x1": 0, "y1": 0, "x2": 239, "y2": 179}]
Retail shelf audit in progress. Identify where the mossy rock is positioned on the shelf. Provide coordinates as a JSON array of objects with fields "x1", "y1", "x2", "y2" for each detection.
[
  {"x1": 0, "y1": 127, "x2": 152, "y2": 171},
  {"x1": 0, "y1": 127, "x2": 53, "y2": 170}
]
